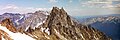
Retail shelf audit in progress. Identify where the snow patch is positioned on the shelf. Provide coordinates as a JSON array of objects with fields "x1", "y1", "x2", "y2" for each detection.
[
  {"x1": 45, "y1": 12, "x2": 49, "y2": 15},
  {"x1": 40, "y1": 27, "x2": 50, "y2": 35},
  {"x1": 54, "y1": 29, "x2": 67, "y2": 40},
  {"x1": 15, "y1": 16, "x2": 24, "y2": 25},
  {"x1": 34, "y1": 20, "x2": 46, "y2": 29},
  {"x1": 25, "y1": 25, "x2": 30, "y2": 31},
  {"x1": 45, "y1": 28, "x2": 50, "y2": 35},
  {"x1": 34, "y1": 22, "x2": 43, "y2": 28},
  {"x1": 2, "y1": 36, "x2": 5, "y2": 40},
  {"x1": 20, "y1": 16, "x2": 24, "y2": 20},
  {"x1": 25, "y1": 20, "x2": 32, "y2": 31},
  {"x1": 43, "y1": 20, "x2": 46, "y2": 23},
  {"x1": 41, "y1": 27, "x2": 46, "y2": 32},
  {"x1": 0, "y1": 24, "x2": 35, "y2": 40}
]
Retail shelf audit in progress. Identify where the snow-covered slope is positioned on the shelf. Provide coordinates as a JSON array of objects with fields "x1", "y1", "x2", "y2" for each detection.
[{"x1": 0, "y1": 24, "x2": 35, "y2": 40}]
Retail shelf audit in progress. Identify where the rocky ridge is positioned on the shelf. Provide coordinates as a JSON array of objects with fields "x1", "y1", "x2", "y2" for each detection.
[
  {"x1": 27, "y1": 7, "x2": 111, "y2": 40},
  {"x1": 0, "y1": 7, "x2": 111, "y2": 40},
  {"x1": 0, "y1": 18, "x2": 35, "y2": 40}
]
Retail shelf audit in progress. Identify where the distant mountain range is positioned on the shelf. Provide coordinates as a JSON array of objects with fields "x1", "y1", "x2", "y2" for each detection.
[
  {"x1": 74, "y1": 14, "x2": 120, "y2": 40},
  {"x1": 0, "y1": 7, "x2": 111, "y2": 40},
  {"x1": 0, "y1": 11, "x2": 49, "y2": 30}
]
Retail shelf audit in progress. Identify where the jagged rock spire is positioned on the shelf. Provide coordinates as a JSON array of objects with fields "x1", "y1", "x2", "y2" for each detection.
[
  {"x1": 51, "y1": 7, "x2": 67, "y2": 15},
  {"x1": 31, "y1": 7, "x2": 111, "y2": 40}
]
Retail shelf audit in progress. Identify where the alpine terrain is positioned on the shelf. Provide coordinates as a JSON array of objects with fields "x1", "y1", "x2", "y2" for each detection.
[{"x1": 0, "y1": 7, "x2": 111, "y2": 40}]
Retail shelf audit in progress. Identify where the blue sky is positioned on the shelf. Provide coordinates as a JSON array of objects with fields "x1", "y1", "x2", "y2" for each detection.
[{"x1": 0, "y1": 0, "x2": 120, "y2": 16}]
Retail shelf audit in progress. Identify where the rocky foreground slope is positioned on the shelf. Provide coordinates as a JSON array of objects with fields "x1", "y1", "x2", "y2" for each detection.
[
  {"x1": 0, "y1": 7, "x2": 111, "y2": 40},
  {"x1": 0, "y1": 18, "x2": 35, "y2": 40}
]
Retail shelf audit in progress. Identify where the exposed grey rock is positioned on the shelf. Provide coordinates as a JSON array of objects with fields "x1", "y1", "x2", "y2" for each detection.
[{"x1": 28, "y1": 7, "x2": 111, "y2": 40}]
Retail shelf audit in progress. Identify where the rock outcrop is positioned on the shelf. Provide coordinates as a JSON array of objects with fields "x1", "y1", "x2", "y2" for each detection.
[
  {"x1": 1, "y1": 18, "x2": 17, "y2": 33},
  {"x1": 0, "y1": 18, "x2": 17, "y2": 40},
  {"x1": 28, "y1": 7, "x2": 111, "y2": 40},
  {"x1": 0, "y1": 18, "x2": 35, "y2": 40}
]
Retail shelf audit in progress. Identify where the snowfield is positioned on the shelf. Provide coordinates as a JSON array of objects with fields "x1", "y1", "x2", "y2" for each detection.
[{"x1": 0, "y1": 24, "x2": 35, "y2": 40}]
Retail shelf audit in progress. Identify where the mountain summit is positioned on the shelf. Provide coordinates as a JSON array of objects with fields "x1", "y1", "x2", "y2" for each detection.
[
  {"x1": 27, "y1": 7, "x2": 111, "y2": 40},
  {"x1": 0, "y1": 7, "x2": 111, "y2": 40}
]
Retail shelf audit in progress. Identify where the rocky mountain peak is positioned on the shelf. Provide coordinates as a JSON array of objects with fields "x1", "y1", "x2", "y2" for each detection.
[
  {"x1": 50, "y1": 7, "x2": 67, "y2": 16},
  {"x1": 29, "y1": 7, "x2": 111, "y2": 40}
]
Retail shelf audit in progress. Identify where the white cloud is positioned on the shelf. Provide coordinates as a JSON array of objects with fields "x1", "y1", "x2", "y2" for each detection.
[
  {"x1": 67, "y1": 8, "x2": 120, "y2": 16},
  {"x1": 112, "y1": 0, "x2": 120, "y2": 1},
  {"x1": 69, "y1": 0, "x2": 72, "y2": 3},
  {"x1": 81, "y1": 0, "x2": 120, "y2": 8},
  {"x1": 1, "y1": 4, "x2": 19, "y2": 10},
  {"x1": 48, "y1": 0, "x2": 57, "y2": 3},
  {"x1": 0, "y1": 4, "x2": 50, "y2": 14}
]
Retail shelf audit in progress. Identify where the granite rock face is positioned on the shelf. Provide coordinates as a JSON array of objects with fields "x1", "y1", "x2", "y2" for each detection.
[{"x1": 28, "y1": 7, "x2": 111, "y2": 40}]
